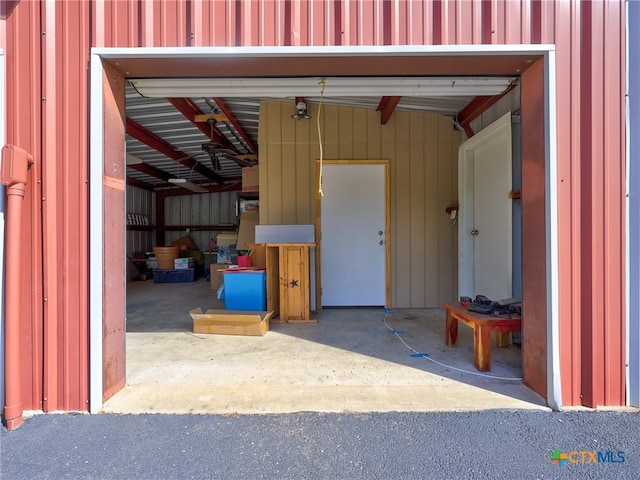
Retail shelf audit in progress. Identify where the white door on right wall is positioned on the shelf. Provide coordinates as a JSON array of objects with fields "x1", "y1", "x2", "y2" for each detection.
[{"x1": 458, "y1": 112, "x2": 513, "y2": 301}]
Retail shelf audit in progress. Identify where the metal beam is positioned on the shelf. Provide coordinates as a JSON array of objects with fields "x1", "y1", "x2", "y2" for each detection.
[
  {"x1": 455, "y1": 82, "x2": 517, "y2": 137},
  {"x1": 213, "y1": 97, "x2": 258, "y2": 154},
  {"x1": 155, "y1": 178, "x2": 242, "y2": 197},
  {"x1": 167, "y1": 98, "x2": 233, "y2": 149},
  {"x1": 127, "y1": 162, "x2": 173, "y2": 182},
  {"x1": 125, "y1": 117, "x2": 226, "y2": 184},
  {"x1": 378, "y1": 96, "x2": 401, "y2": 125},
  {"x1": 126, "y1": 176, "x2": 155, "y2": 191}
]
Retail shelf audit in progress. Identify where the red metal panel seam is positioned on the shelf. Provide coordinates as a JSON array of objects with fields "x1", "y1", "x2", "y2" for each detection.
[
  {"x1": 602, "y1": 0, "x2": 625, "y2": 405},
  {"x1": 579, "y1": 0, "x2": 595, "y2": 407},
  {"x1": 541, "y1": 0, "x2": 555, "y2": 44},
  {"x1": 93, "y1": 0, "x2": 105, "y2": 46},
  {"x1": 339, "y1": 0, "x2": 349, "y2": 45},
  {"x1": 590, "y1": 0, "x2": 606, "y2": 407},
  {"x1": 13, "y1": 0, "x2": 45, "y2": 412},
  {"x1": 568, "y1": 0, "x2": 583, "y2": 407},
  {"x1": 531, "y1": 0, "x2": 541, "y2": 44},
  {"x1": 505, "y1": 0, "x2": 521, "y2": 44},
  {"x1": 481, "y1": 0, "x2": 491, "y2": 44},
  {"x1": 553, "y1": 0, "x2": 575, "y2": 407},
  {"x1": 192, "y1": 0, "x2": 203, "y2": 46},
  {"x1": 520, "y1": 0, "x2": 531, "y2": 43},
  {"x1": 359, "y1": 0, "x2": 374, "y2": 45},
  {"x1": 66, "y1": 0, "x2": 90, "y2": 410},
  {"x1": 298, "y1": 2, "x2": 312, "y2": 45},
  {"x1": 286, "y1": 0, "x2": 294, "y2": 46},
  {"x1": 455, "y1": 0, "x2": 472, "y2": 44},
  {"x1": 80, "y1": 0, "x2": 91, "y2": 408},
  {"x1": 494, "y1": 0, "x2": 505, "y2": 44},
  {"x1": 616, "y1": 0, "x2": 627, "y2": 405},
  {"x1": 473, "y1": 0, "x2": 484, "y2": 44},
  {"x1": 41, "y1": 0, "x2": 62, "y2": 412},
  {"x1": 432, "y1": 0, "x2": 442, "y2": 44},
  {"x1": 211, "y1": 0, "x2": 226, "y2": 46},
  {"x1": 444, "y1": 0, "x2": 457, "y2": 45}
]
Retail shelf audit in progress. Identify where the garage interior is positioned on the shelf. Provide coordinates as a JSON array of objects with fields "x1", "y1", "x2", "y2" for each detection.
[
  {"x1": 104, "y1": 279, "x2": 544, "y2": 414},
  {"x1": 102, "y1": 50, "x2": 549, "y2": 412}
]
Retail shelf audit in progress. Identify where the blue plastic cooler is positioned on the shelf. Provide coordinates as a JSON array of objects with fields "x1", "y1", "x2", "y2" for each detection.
[{"x1": 222, "y1": 269, "x2": 267, "y2": 311}]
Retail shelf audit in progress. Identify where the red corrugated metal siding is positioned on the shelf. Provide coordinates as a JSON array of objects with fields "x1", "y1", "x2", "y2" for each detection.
[
  {"x1": 4, "y1": 0, "x2": 90, "y2": 413},
  {"x1": 5, "y1": 0, "x2": 44, "y2": 411},
  {"x1": 554, "y1": 0, "x2": 582, "y2": 407},
  {"x1": 2, "y1": 0, "x2": 627, "y2": 410},
  {"x1": 40, "y1": 0, "x2": 90, "y2": 412}
]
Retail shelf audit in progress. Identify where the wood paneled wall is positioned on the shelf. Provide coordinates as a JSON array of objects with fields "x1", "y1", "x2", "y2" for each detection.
[{"x1": 259, "y1": 100, "x2": 461, "y2": 308}]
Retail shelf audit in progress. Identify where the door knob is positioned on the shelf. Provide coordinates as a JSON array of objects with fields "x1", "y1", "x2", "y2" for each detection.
[
  {"x1": 471, "y1": 229, "x2": 479, "y2": 236},
  {"x1": 378, "y1": 231, "x2": 384, "y2": 236},
  {"x1": 378, "y1": 240, "x2": 384, "y2": 245}
]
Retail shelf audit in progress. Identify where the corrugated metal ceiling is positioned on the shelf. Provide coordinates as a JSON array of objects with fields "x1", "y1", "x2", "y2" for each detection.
[{"x1": 124, "y1": 82, "x2": 478, "y2": 191}]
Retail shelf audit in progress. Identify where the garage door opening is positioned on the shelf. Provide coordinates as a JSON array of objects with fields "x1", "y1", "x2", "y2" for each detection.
[{"x1": 92, "y1": 44, "x2": 550, "y2": 412}]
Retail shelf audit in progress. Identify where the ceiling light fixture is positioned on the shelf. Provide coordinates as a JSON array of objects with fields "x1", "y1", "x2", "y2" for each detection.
[
  {"x1": 291, "y1": 101, "x2": 311, "y2": 120},
  {"x1": 129, "y1": 76, "x2": 518, "y2": 98},
  {"x1": 168, "y1": 178, "x2": 208, "y2": 193}
]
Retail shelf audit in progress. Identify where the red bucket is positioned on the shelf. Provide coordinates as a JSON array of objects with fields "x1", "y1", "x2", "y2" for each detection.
[{"x1": 237, "y1": 255, "x2": 252, "y2": 268}]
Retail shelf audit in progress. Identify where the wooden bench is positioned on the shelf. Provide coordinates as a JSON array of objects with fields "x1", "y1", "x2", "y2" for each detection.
[{"x1": 443, "y1": 302, "x2": 521, "y2": 372}]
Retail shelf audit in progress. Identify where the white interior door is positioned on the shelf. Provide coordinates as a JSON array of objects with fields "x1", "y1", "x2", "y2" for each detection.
[
  {"x1": 459, "y1": 112, "x2": 512, "y2": 301},
  {"x1": 321, "y1": 163, "x2": 386, "y2": 306}
]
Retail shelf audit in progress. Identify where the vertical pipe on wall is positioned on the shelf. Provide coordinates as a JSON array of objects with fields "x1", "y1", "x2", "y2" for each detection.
[{"x1": 1, "y1": 145, "x2": 34, "y2": 430}]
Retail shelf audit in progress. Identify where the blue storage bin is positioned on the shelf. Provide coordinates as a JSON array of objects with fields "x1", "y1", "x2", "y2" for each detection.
[
  {"x1": 153, "y1": 268, "x2": 195, "y2": 283},
  {"x1": 222, "y1": 269, "x2": 267, "y2": 311}
]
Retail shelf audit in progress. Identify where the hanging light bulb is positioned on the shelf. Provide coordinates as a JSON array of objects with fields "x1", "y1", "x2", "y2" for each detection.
[{"x1": 291, "y1": 101, "x2": 311, "y2": 120}]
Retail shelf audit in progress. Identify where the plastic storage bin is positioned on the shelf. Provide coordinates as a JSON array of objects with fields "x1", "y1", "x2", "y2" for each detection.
[
  {"x1": 222, "y1": 269, "x2": 267, "y2": 311},
  {"x1": 153, "y1": 268, "x2": 195, "y2": 283}
]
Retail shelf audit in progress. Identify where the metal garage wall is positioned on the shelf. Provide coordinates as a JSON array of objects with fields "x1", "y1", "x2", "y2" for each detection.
[
  {"x1": 259, "y1": 100, "x2": 460, "y2": 308},
  {"x1": 163, "y1": 191, "x2": 239, "y2": 250},
  {"x1": 3, "y1": 0, "x2": 628, "y2": 411},
  {"x1": 91, "y1": 0, "x2": 629, "y2": 407},
  {"x1": 4, "y1": 0, "x2": 45, "y2": 412},
  {"x1": 126, "y1": 186, "x2": 155, "y2": 279},
  {"x1": 4, "y1": 0, "x2": 93, "y2": 413}
]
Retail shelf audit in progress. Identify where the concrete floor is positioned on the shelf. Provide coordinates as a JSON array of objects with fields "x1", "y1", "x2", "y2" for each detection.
[{"x1": 102, "y1": 276, "x2": 548, "y2": 414}]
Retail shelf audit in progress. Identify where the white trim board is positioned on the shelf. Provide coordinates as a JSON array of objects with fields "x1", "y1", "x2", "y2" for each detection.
[
  {"x1": 88, "y1": 45, "x2": 560, "y2": 410},
  {"x1": 89, "y1": 54, "x2": 105, "y2": 414}
]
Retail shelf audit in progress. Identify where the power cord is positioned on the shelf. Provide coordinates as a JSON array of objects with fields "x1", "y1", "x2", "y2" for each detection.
[
  {"x1": 317, "y1": 78, "x2": 326, "y2": 197},
  {"x1": 382, "y1": 308, "x2": 523, "y2": 381}
]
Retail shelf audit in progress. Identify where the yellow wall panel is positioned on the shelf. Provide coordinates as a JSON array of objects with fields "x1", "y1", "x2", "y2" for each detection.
[{"x1": 260, "y1": 100, "x2": 461, "y2": 308}]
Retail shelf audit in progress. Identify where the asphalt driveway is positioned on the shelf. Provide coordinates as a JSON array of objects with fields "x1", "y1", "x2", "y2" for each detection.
[{"x1": 1, "y1": 410, "x2": 639, "y2": 479}]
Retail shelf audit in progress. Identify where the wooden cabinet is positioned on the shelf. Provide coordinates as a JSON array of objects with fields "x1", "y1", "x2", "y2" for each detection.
[{"x1": 262, "y1": 243, "x2": 315, "y2": 323}]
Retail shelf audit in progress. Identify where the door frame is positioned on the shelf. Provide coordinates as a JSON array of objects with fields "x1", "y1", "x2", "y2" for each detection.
[
  {"x1": 458, "y1": 112, "x2": 513, "y2": 300},
  {"x1": 315, "y1": 160, "x2": 391, "y2": 309},
  {"x1": 0, "y1": 49, "x2": 5, "y2": 411},
  {"x1": 90, "y1": 45, "x2": 561, "y2": 411}
]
